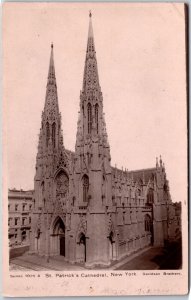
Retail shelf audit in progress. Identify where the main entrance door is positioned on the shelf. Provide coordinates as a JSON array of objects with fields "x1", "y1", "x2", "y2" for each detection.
[
  {"x1": 53, "y1": 217, "x2": 66, "y2": 256},
  {"x1": 76, "y1": 232, "x2": 86, "y2": 263}
]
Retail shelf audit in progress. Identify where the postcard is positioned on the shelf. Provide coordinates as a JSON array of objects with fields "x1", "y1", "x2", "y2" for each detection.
[{"x1": 3, "y1": 2, "x2": 188, "y2": 296}]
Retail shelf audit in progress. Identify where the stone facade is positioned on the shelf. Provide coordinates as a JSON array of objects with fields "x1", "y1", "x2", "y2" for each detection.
[
  {"x1": 30, "y1": 14, "x2": 178, "y2": 267},
  {"x1": 8, "y1": 189, "x2": 33, "y2": 247}
]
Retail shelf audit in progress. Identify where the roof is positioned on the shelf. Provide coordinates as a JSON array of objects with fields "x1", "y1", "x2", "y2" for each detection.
[{"x1": 111, "y1": 166, "x2": 156, "y2": 184}]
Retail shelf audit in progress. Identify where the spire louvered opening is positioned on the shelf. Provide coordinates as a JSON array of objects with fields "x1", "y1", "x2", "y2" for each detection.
[
  {"x1": 52, "y1": 122, "x2": 56, "y2": 148},
  {"x1": 95, "y1": 103, "x2": 99, "y2": 134},
  {"x1": 46, "y1": 122, "x2": 50, "y2": 147},
  {"x1": 87, "y1": 103, "x2": 92, "y2": 134}
]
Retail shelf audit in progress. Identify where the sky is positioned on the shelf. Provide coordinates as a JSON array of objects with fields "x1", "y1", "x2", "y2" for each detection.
[{"x1": 3, "y1": 3, "x2": 187, "y2": 203}]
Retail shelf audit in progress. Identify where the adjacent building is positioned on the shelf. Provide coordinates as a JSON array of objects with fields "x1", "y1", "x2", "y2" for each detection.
[
  {"x1": 29, "y1": 14, "x2": 180, "y2": 267},
  {"x1": 8, "y1": 189, "x2": 33, "y2": 247}
]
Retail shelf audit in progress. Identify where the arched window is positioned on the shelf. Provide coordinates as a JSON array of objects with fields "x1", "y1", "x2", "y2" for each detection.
[
  {"x1": 46, "y1": 122, "x2": 50, "y2": 147},
  {"x1": 144, "y1": 214, "x2": 152, "y2": 232},
  {"x1": 52, "y1": 122, "x2": 56, "y2": 148},
  {"x1": 147, "y1": 188, "x2": 154, "y2": 205},
  {"x1": 82, "y1": 175, "x2": 89, "y2": 202},
  {"x1": 102, "y1": 175, "x2": 106, "y2": 205},
  {"x1": 39, "y1": 181, "x2": 44, "y2": 207},
  {"x1": 95, "y1": 104, "x2": 99, "y2": 134},
  {"x1": 87, "y1": 103, "x2": 92, "y2": 134}
]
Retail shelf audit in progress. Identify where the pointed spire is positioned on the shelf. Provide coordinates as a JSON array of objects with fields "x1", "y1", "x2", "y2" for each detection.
[
  {"x1": 44, "y1": 43, "x2": 59, "y2": 116},
  {"x1": 160, "y1": 155, "x2": 162, "y2": 167},
  {"x1": 76, "y1": 13, "x2": 110, "y2": 156},
  {"x1": 47, "y1": 43, "x2": 56, "y2": 86},
  {"x1": 88, "y1": 10, "x2": 94, "y2": 39},
  {"x1": 82, "y1": 12, "x2": 100, "y2": 92}
]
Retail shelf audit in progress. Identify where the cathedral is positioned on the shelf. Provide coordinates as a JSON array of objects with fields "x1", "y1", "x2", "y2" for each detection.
[{"x1": 30, "y1": 13, "x2": 177, "y2": 267}]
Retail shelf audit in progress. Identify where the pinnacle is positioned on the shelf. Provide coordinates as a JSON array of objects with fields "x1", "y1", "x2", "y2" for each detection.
[
  {"x1": 88, "y1": 11, "x2": 94, "y2": 40},
  {"x1": 48, "y1": 43, "x2": 55, "y2": 81}
]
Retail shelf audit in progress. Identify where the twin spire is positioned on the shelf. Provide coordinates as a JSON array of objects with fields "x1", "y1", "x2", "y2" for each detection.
[
  {"x1": 44, "y1": 12, "x2": 104, "y2": 141},
  {"x1": 46, "y1": 11, "x2": 95, "y2": 92},
  {"x1": 44, "y1": 11, "x2": 97, "y2": 119}
]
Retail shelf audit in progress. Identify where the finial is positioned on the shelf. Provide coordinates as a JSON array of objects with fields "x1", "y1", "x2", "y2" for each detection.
[
  {"x1": 160, "y1": 155, "x2": 162, "y2": 166},
  {"x1": 156, "y1": 157, "x2": 159, "y2": 167},
  {"x1": 51, "y1": 43, "x2": 53, "y2": 49},
  {"x1": 89, "y1": 10, "x2": 92, "y2": 18}
]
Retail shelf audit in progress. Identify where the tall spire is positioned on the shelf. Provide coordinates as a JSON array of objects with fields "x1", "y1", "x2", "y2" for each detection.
[
  {"x1": 44, "y1": 43, "x2": 59, "y2": 117},
  {"x1": 39, "y1": 44, "x2": 62, "y2": 153},
  {"x1": 76, "y1": 13, "x2": 109, "y2": 147},
  {"x1": 82, "y1": 12, "x2": 100, "y2": 92}
]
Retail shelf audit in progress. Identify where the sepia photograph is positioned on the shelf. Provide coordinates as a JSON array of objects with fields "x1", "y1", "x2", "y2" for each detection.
[{"x1": 3, "y1": 2, "x2": 188, "y2": 296}]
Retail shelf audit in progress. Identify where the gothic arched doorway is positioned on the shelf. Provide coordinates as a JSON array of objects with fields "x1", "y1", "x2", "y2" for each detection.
[
  {"x1": 35, "y1": 228, "x2": 41, "y2": 253},
  {"x1": 53, "y1": 217, "x2": 66, "y2": 256},
  {"x1": 144, "y1": 214, "x2": 153, "y2": 245},
  {"x1": 76, "y1": 232, "x2": 86, "y2": 263},
  {"x1": 108, "y1": 231, "x2": 116, "y2": 261}
]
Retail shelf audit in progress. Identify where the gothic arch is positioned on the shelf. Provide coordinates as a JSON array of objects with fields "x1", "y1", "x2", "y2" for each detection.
[
  {"x1": 102, "y1": 174, "x2": 107, "y2": 205},
  {"x1": 80, "y1": 174, "x2": 89, "y2": 203},
  {"x1": 52, "y1": 216, "x2": 65, "y2": 235},
  {"x1": 107, "y1": 219, "x2": 116, "y2": 240},
  {"x1": 146, "y1": 188, "x2": 154, "y2": 205},
  {"x1": 54, "y1": 167, "x2": 69, "y2": 180},
  {"x1": 107, "y1": 218, "x2": 117, "y2": 261},
  {"x1": 50, "y1": 215, "x2": 66, "y2": 235},
  {"x1": 75, "y1": 217, "x2": 87, "y2": 263},
  {"x1": 144, "y1": 213, "x2": 153, "y2": 245},
  {"x1": 50, "y1": 216, "x2": 66, "y2": 256},
  {"x1": 144, "y1": 214, "x2": 152, "y2": 232},
  {"x1": 76, "y1": 231, "x2": 87, "y2": 263},
  {"x1": 39, "y1": 181, "x2": 44, "y2": 207},
  {"x1": 75, "y1": 216, "x2": 87, "y2": 243}
]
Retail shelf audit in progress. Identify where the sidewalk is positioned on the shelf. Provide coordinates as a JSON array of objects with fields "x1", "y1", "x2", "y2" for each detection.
[
  {"x1": 10, "y1": 241, "x2": 181, "y2": 271},
  {"x1": 10, "y1": 253, "x2": 85, "y2": 271},
  {"x1": 113, "y1": 247, "x2": 164, "y2": 270},
  {"x1": 113, "y1": 241, "x2": 182, "y2": 270}
]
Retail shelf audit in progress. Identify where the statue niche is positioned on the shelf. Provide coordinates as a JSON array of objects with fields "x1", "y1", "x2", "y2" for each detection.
[{"x1": 55, "y1": 171, "x2": 69, "y2": 205}]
